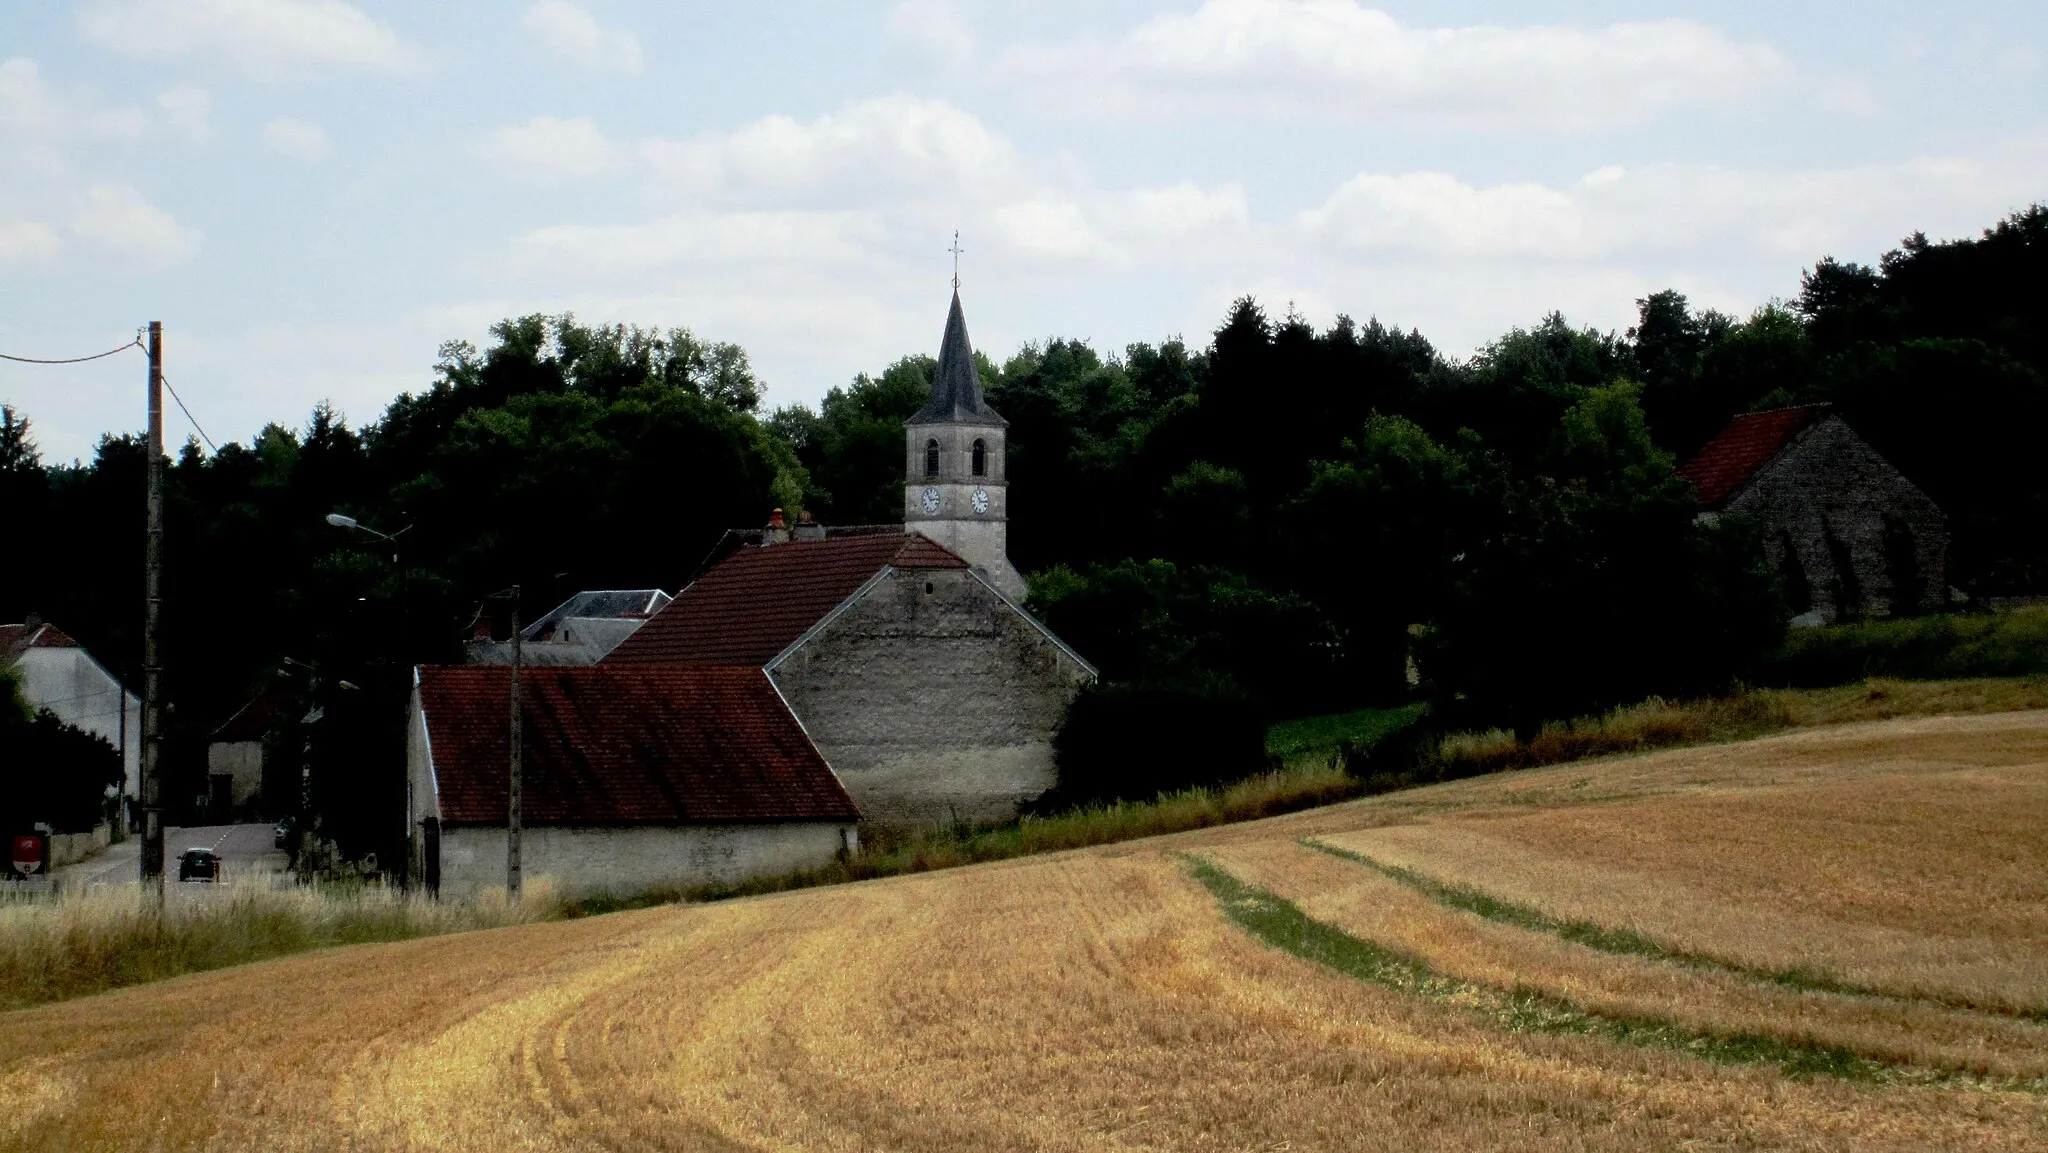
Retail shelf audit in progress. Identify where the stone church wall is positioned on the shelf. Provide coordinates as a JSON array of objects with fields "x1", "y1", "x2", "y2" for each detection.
[
  {"x1": 768, "y1": 567, "x2": 1093, "y2": 826},
  {"x1": 1724, "y1": 416, "x2": 1947, "y2": 623}
]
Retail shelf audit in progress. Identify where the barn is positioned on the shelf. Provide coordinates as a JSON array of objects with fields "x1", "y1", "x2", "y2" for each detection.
[
  {"x1": 1680, "y1": 405, "x2": 1947, "y2": 624},
  {"x1": 406, "y1": 663, "x2": 859, "y2": 897}
]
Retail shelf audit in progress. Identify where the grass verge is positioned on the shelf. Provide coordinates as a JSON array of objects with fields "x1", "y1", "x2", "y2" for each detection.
[
  {"x1": 1183, "y1": 854, "x2": 2037, "y2": 1090},
  {"x1": 1409, "y1": 676, "x2": 2048, "y2": 784},
  {"x1": 1763, "y1": 607, "x2": 2048, "y2": 686},
  {"x1": 1301, "y1": 839, "x2": 2048, "y2": 1022},
  {"x1": 0, "y1": 877, "x2": 555, "y2": 1012}
]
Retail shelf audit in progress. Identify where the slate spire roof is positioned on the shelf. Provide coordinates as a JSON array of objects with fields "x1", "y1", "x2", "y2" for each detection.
[
  {"x1": 1678, "y1": 405, "x2": 1831, "y2": 508},
  {"x1": 908, "y1": 290, "x2": 1005, "y2": 427}
]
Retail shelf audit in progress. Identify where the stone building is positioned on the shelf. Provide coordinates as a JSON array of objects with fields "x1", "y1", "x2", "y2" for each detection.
[
  {"x1": 604, "y1": 290, "x2": 1095, "y2": 826},
  {"x1": 903, "y1": 290, "x2": 1027, "y2": 600},
  {"x1": 1680, "y1": 405, "x2": 1947, "y2": 624},
  {"x1": 604, "y1": 529, "x2": 1094, "y2": 825},
  {"x1": 406, "y1": 663, "x2": 859, "y2": 897}
]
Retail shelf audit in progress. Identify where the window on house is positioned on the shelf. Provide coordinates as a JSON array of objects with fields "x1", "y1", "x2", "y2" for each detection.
[
  {"x1": 971, "y1": 439, "x2": 986, "y2": 476},
  {"x1": 924, "y1": 438, "x2": 939, "y2": 477}
]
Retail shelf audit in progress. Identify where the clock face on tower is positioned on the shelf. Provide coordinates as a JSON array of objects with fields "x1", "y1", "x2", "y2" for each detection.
[
  {"x1": 971, "y1": 488, "x2": 989, "y2": 515},
  {"x1": 921, "y1": 486, "x2": 941, "y2": 514}
]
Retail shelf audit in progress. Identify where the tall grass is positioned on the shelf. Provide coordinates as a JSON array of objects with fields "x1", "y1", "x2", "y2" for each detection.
[{"x1": 0, "y1": 874, "x2": 555, "y2": 1011}]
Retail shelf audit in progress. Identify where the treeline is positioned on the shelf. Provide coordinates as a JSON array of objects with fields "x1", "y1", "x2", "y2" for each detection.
[{"x1": 0, "y1": 206, "x2": 2042, "y2": 836}]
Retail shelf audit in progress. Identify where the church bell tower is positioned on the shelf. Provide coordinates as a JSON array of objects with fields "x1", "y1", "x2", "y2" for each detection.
[{"x1": 905, "y1": 290, "x2": 1027, "y2": 600}]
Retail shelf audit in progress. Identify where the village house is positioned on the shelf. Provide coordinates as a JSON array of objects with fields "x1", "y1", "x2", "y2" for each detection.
[
  {"x1": 3, "y1": 618, "x2": 140, "y2": 823},
  {"x1": 206, "y1": 686, "x2": 291, "y2": 819},
  {"x1": 467, "y1": 588, "x2": 672, "y2": 666},
  {"x1": 406, "y1": 663, "x2": 859, "y2": 897},
  {"x1": 1679, "y1": 405, "x2": 1947, "y2": 624}
]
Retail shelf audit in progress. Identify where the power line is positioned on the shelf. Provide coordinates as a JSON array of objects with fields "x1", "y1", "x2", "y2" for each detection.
[
  {"x1": 159, "y1": 374, "x2": 219, "y2": 454},
  {"x1": 0, "y1": 336, "x2": 144, "y2": 365}
]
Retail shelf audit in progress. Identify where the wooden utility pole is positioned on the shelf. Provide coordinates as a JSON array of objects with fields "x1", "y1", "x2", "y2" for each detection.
[
  {"x1": 140, "y1": 321, "x2": 165, "y2": 900},
  {"x1": 507, "y1": 585, "x2": 522, "y2": 899}
]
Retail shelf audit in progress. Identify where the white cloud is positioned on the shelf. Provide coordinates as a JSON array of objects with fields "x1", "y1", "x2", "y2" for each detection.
[
  {"x1": 157, "y1": 85, "x2": 213, "y2": 141},
  {"x1": 997, "y1": 0, "x2": 1792, "y2": 131},
  {"x1": 484, "y1": 116, "x2": 619, "y2": 180},
  {"x1": 640, "y1": 95, "x2": 1023, "y2": 208},
  {"x1": 0, "y1": 57, "x2": 146, "y2": 149},
  {"x1": 0, "y1": 220, "x2": 64, "y2": 265},
  {"x1": 78, "y1": 0, "x2": 422, "y2": 80},
  {"x1": 69, "y1": 183, "x2": 199, "y2": 265},
  {"x1": 521, "y1": 1, "x2": 643, "y2": 73},
  {"x1": 263, "y1": 118, "x2": 330, "y2": 160},
  {"x1": 887, "y1": 0, "x2": 977, "y2": 68},
  {"x1": 1817, "y1": 76, "x2": 1882, "y2": 117}
]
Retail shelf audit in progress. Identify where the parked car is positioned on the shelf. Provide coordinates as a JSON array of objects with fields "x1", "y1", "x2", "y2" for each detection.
[{"x1": 177, "y1": 847, "x2": 220, "y2": 882}]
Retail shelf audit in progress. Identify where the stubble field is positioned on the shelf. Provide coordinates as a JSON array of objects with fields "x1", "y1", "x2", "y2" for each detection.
[{"x1": 3, "y1": 710, "x2": 2046, "y2": 1150}]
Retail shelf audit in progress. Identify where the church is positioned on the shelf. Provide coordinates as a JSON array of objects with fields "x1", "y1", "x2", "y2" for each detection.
[{"x1": 407, "y1": 291, "x2": 1095, "y2": 895}]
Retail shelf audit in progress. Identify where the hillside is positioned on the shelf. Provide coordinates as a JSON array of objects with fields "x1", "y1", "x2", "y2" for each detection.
[{"x1": 3, "y1": 711, "x2": 2046, "y2": 1150}]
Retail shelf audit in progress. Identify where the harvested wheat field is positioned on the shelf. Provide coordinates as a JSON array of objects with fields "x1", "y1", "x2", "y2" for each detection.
[{"x1": 4, "y1": 712, "x2": 2047, "y2": 1151}]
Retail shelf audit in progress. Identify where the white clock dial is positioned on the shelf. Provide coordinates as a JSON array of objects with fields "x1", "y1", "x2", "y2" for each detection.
[
  {"x1": 971, "y1": 488, "x2": 989, "y2": 515},
  {"x1": 921, "y1": 486, "x2": 941, "y2": 514}
]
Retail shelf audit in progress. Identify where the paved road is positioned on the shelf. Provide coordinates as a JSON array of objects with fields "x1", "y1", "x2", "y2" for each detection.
[{"x1": 52, "y1": 822, "x2": 288, "y2": 890}]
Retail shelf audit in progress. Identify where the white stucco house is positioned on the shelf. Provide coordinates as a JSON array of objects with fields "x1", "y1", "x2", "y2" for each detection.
[
  {"x1": 406, "y1": 662, "x2": 860, "y2": 898},
  {"x1": 3, "y1": 619, "x2": 140, "y2": 822}
]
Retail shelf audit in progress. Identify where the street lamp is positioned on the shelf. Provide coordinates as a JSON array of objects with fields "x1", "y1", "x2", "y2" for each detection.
[{"x1": 324, "y1": 512, "x2": 409, "y2": 563}]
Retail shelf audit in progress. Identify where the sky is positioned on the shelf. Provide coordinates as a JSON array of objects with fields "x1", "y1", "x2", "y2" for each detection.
[{"x1": 2, "y1": 0, "x2": 2043, "y2": 462}]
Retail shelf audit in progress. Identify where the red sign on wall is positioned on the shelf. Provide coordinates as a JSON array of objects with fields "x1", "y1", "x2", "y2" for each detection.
[{"x1": 10, "y1": 834, "x2": 43, "y2": 876}]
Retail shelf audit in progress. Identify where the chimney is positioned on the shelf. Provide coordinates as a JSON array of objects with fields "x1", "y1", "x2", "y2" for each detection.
[
  {"x1": 764, "y1": 507, "x2": 790, "y2": 545},
  {"x1": 793, "y1": 509, "x2": 825, "y2": 541}
]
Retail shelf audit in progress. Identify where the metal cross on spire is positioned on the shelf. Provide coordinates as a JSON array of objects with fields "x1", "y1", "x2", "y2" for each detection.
[{"x1": 948, "y1": 230, "x2": 964, "y2": 290}]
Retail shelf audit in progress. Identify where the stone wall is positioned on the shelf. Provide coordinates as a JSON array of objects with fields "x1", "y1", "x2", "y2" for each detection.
[
  {"x1": 769, "y1": 567, "x2": 1093, "y2": 826},
  {"x1": 206, "y1": 741, "x2": 264, "y2": 810},
  {"x1": 434, "y1": 822, "x2": 855, "y2": 898},
  {"x1": 1726, "y1": 416, "x2": 1948, "y2": 623}
]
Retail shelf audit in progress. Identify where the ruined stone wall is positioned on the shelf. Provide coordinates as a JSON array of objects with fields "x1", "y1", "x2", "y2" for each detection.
[
  {"x1": 769, "y1": 567, "x2": 1093, "y2": 826},
  {"x1": 1726, "y1": 416, "x2": 1947, "y2": 622}
]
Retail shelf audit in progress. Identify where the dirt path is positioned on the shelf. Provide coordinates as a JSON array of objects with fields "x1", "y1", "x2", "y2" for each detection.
[{"x1": 4, "y1": 711, "x2": 2046, "y2": 1151}]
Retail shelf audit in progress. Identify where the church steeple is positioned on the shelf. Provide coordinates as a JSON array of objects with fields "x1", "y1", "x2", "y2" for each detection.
[
  {"x1": 903, "y1": 288, "x2": 1025, "y2": 600},
  {"x1": 909, "y1": 292, "x2": 1004, "y2": 427}
]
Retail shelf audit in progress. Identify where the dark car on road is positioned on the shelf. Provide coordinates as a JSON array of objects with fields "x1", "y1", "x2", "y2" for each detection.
[{"x1": 177, "y1": 847, "x2": 220, "y2": 882}]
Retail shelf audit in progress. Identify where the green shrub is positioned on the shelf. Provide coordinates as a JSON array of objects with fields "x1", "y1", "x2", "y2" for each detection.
[{"x1": 1762, "y1": 608, "x2": 2048, "y2": 686}]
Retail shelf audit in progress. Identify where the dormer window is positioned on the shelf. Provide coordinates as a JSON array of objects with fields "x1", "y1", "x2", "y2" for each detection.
[
  {"x1": 924, "y1": 438, "x2": 940, "y2": 477},
  {"x1": 971, "y1": 439, "x2": 986, "y2": 477}
]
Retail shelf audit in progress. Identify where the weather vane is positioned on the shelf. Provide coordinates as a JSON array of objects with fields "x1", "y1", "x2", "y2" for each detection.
[{"x1": 949, "y1": 230, "x2": 964, "y2": 290}]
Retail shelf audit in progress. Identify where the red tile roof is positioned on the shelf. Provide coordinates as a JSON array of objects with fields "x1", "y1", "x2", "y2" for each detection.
[
  {"x1": 605, "y1": 531, "x2": 968, "y2": 666},
  {"x1": 211, "y1": 686, "x2": 291, "y2": 743},
  {"x1": 417, "y1": 664, "x2": 858, "y2": 827},
  {"x1": 0, "y1": 622, "x2": 81, "y2": 663},
  {"x1": 1677, "y1": 406, "x2": 1829, "y2": 508}
]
